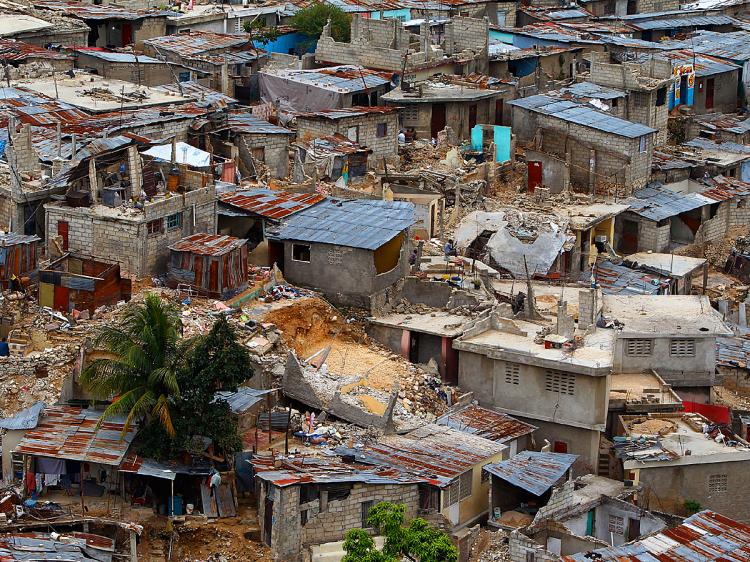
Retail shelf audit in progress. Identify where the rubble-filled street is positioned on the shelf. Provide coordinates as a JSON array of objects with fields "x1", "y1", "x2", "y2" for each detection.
[{"x1": 1, "y1": 0, "x2": 750, "y2": 561}]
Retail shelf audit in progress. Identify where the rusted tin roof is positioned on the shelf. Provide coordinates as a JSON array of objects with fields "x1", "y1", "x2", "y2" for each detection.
[
  {"x1": 563, "y1": 510, "x2": 750, "y2": 561},
  {"x1": 169, "y1": 233, "x2": 247, "y2": 257},
  {"x1": 144, "y1": 31, "x2": 249, "y2": 56},
  {"x1": 34, "y1": 0, "x2": 173, "y2": 20},
  {"x1": 13, "y1": 406, "x2": 136, "y2": 466},
  {"x1": 701, "y1": 176, "x2": 750, "y2": 201},
  {"x1": 295, "y1": 106, "x2": 398, "y2": 120},
  {"x1": 0, "y1": 39, "x2": 71, "y2": 61},
  {"x1": 252, "y1": 454, "x2": 421, "y2": 487},
  {"x1": 436, "y1": 405, "x2": 536, "y2": 444},
  {"x1": 337, "y1": 424, "x2": 506, "y2": 487},
  {"x1": 220, "y1": 189, "x2": 324, "y2": 221},
  {"x1": 483, "y1": 451, "x2": 578, "y2": 495}
]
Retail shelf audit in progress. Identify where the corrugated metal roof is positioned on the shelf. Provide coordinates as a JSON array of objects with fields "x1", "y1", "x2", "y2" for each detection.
[
  {"x1": 622, "y1": 183, "x2": 713, "y2": 221},
  {"x1": 169, "y1": 233, "x2": 247, "y2": 256},
  {"x1": 629, "y1": 14, "x2": 736, "y2": 31},
  {"x1": 0, "y1": 532, "x2": 115, "y2": 562},
  {"x1": 509, "y1": 94, "x2": 656, "y2": 138},
  {"x1": 563, "y1": 510, "x2": 750, "y2": 561},
  {"x1": 0, "y1": 233, "x2": 40, "y2": 246},
  {"x1": 336, "y1": 424, "x2": 506, "y2": 488},
  {"x1": 266, "y1": 197, "x2": 414, "y2": 250},
  {"x1": 612, "y1": 435, "x2": 678, "y2": 462},
  {"x1": 436, "y1": 405, "x2": 536, "y2": 443},
  {"x1": 75, "y1": 49, "x2": 162, "y2": 64},
  {"x1": 686, "y1": 137, "x2": 750, "y2": 154},
  {"x1": 589, "y1": 260, "x2": 666, "y2": 295},
  {"x1": 214, "y1": 387, "x2": 274, "y2": 414},
  {"x1": 0, "y1": 401, "x2": 45, "y2": 430},
  {"x1": 120, "y1": 452, "x2": 212, "y2": 480},
  {"x1": 717, "y1": 334, "x2": 750, "y2": 369},
  {"x1": 252, "y1": 455, "x2": 422, "y2": 487},
  {"x1": 0, "y1": 39, "x2": 71, "y2": 61},
  {"x1": 261, "y1": 65, "x2": 391, "y2": 94},
  {"x1": 226, "y1": 114, "x2": 293, "y2": 135},
  {"x1": 690, "y1": 30, "x2": 750, "y2": 62},
  {"x1": 220, "y1": 189, "x2": 324, "y2": 220},
  {"x1": 144, "y1": 31, "x2": 249, "y2": 56},
  {"x1": 296, "y1": 106, "x2": 398, "y2": 120},
  {"x1": 544, "y1": 8, "x2": 590, "y2": 20},
  {"x1": 34, "y1": 1, "x2": 174, "y2": 21},
  {"x1": 701, "y1": 176, "x2": 750, "y2": 201},
  {"x1": 654, "y1": 49, "x2": 740, "y2": 77},
  {"x1": 14, "y1": 406, "x2": 136, "y2": 466},
  {"x1": 559, "y1": 81, "x2": 625, "y2": 100},
  {"x1": 483, "y1": 451, "x2": 578, "y2": 496}
]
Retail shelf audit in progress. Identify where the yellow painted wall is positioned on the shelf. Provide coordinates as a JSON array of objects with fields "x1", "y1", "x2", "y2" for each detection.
[
  {"x1": 374, "y1": 232, "x2": 404, "y2": 274},
  {"x1": 587, "y1": 217, "x2": 615, "y2": 266}
]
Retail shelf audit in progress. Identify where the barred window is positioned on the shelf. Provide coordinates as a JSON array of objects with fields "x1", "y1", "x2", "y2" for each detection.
[
  {"x1": 545, "y1": 370, "x2": 575, "y2": 395},
  {"x1": 505, "y1": 363, "x2": 520, "y2": 385},
  {"x1": 708, "y1": 474, "x2": 727, "y2": 493},
  {"x1": 361, "y1": 500, "x2": 375, "y2": 528},
  {"x1": 166, "y1": 212, "x2": 182, "y2": 231},
  {"x1": 608, "y1": 515, "x2": 624, "y2": 535},
  {"x1": 626, "y1": 339, "x2": 653, "y2": 357},
  {"x1": 670, "y1": 339, "x2": 695, "y2": 357},
  {"x1": 443, "y1": 480, "x2": 460, "y2": 508}
]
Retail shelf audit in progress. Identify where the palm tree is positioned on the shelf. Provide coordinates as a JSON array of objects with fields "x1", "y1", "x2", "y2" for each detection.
[{"x1": 81, "y1": 293, "x2": 190, "y2": 437}]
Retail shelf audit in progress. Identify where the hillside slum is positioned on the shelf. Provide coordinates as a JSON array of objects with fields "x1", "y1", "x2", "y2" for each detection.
[{"x1": 0, "y1": 0, "x2": 749, "y2": 560}]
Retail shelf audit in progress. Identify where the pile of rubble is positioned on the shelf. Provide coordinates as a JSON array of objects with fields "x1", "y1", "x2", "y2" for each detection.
[{"x1": 469, "y1": 529, "x2": 511, "y2": 562}]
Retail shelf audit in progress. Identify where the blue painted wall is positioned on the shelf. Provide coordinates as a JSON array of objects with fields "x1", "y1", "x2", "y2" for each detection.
[{"x1": 261, "y1": 32, "x2": 316, "y2": 55}]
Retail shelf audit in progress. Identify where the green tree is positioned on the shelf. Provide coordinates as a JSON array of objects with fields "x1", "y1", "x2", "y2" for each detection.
[
  {"x1": 136, "y1": 316, "x2": 252, "y2": 460},
  {"x1": 342, "y1": 502, "x2": 458, "y2": 562},
  {"x1": 243, "y1": 19, "x2": 282, "y2": 46},
  {"x1": 80, "y1": 294, "x2": 189, "y2": 437},
  {"x1": 290, "y1": 3, "x2": 352, "y2": 42}
]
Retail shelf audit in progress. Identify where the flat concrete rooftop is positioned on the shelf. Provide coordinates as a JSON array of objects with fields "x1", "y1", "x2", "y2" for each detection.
[
  {"x1": 624, "y1": 252, "x2": 706, "y2": 278},
  {"x1": 609, "y1": 372, "x2": 681, "y2": 405},
  {"x1": 553, "y1": 203, "x2": 629, "y2": 231},
  {"x1": 13, "y1": 73, "x2": 192, "y2": 113},
  {"x1": 368, "y1": 311, "x2": 471, "y2": 338},
  {"x1": 602, "y1": 294, "x2": 731, "y2": 337},
  {"x1": 455, "y1": 315, "x2": 614, "y2": 372}
]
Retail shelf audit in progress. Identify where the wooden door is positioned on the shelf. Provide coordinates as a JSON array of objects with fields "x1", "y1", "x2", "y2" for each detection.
[
  {"x1": 528, "y1": 161, "x2": 542, "y2": 193},
  {"x1": 263, "y1": 498, "x2": 273, "y2": 546},
  {"x1": 53, "y1": 285, "x2": 69, "y2": 312},
  {"x1": 495, "y1": 99, "x2": 504, "y2": 126},
  {"x1": 620, "y1": 219, "x2": 638, "y2": 255},
  {"x1": 57, "y1": 221, "x2": 69, "y2": 251},
  {"x1": 705, "y1": 78, "x2": 715, "y2": 110}
]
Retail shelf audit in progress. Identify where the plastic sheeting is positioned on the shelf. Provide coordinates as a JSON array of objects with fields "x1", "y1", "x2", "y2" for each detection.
[
  {"x1": 259, "y1": 73, "x2": 343, "y2": 113},
  {"x1": 142, "y1": 142, "x2": 211, "y2": 167}
]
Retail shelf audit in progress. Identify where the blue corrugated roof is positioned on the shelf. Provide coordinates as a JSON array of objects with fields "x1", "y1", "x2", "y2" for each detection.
[
  {"x1": 623, "y1": 183, "x2": 713, "y2": 221},
  {"x1": 588, "y1": 260, "x2": 666, "y2": 296},
  {"x1": 267, "y1": 198, "x2": 414, "y2": 250},
  {"x1": 483, "y1": 451, "x2": 578, "y2": 496},
  {"x1": 0, "y1": 402, "x2": 45, "y2": 430},
  {"x1": 510, "y1": 94, "x2": 656, "y2": 138}
]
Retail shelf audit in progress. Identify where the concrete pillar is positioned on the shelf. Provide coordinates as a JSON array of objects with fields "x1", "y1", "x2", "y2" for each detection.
[
  {"x1": 719, "y1": 299, "x2": 729, "y2": 319},
  {"x1": 740, "y1": 302, "x2": 747, "y2": 327}
]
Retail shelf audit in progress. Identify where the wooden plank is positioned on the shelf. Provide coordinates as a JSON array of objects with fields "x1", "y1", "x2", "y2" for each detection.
[
  {"x1": 200, "y1": 482, "x2": 218, "y2": 518},
  {"x1": 215, "y1": 483, "x2": 236, "y2": 518}
]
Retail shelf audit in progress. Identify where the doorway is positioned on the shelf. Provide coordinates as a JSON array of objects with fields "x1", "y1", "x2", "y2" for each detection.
[
  {"x1": 495, "y1": 99, "x2": 504, "y2": 126},
  {"x1": 468, "y1": 104, "x2": 478, "y2": 132},
  {"x1": 267, "y1": 241, "x2": 284, "y2": 272},
  {"x1": 705, "y1": 78, "x2": 715, "y2": 110},
  {"x1": 430, "y1": 103, "x2": 446, "y2": 139},
  {"x1": 619, "y1": 219, "x2": 638, "y2": 255},
  {"x1": 263, "y1": 498, "x2": 273, "y2": 546},
  {"x1": 528, "y1": 161, "x2": 542, "y2": 193}
]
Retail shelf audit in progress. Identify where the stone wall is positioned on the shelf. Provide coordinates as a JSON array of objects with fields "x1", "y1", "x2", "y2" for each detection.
[
  {"x1": 237, "y1": 132, "x2": 291, "y2": 179},
  {"x1": 508, "y1": 530, "x2": 558, "y2": 562}
]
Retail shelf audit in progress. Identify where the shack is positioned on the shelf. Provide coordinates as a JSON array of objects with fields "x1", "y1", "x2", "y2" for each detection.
[
  {"x1": 167, "y1": 233, "x2": 248, "y2": 299},
  {"x1": 39, "y1": 255, "x2": 129, "y2": 313},
  {"x1": 0, "y1": 233, "x2": 39, "y2": 290},
  {"x1": 293, "y1": 135, "x2": 372, "y2": 185}
]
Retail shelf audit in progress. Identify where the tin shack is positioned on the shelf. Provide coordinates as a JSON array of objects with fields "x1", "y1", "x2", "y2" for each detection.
[
  {"x1": 0, "y1": 233, "x2": 39, "y2": 290},
  {"x1": 167, "y1": 233, "x2": 248, "y2": 299}
]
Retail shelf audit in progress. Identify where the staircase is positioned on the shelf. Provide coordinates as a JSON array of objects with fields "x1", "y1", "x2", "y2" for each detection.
[{"x1": 598, "y1": 436, "x2": 613, "y2": 477}]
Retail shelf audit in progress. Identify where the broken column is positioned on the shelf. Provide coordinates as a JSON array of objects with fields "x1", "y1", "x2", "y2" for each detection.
[
  {"x1": 556, "y1": 301, "x2": 575, "y2": 340},
  {"x1": 578, "y1": 288, "x2": 598, "y2": 330}
]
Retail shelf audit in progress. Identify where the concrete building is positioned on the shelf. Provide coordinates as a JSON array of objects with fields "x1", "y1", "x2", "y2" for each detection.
[
  {"x1": 143, "y1": 31, "x2": 266, "y2": 98},
  {"x1": 265, "y1": 198, "x2": 414, "y2": 309},
  {"x1": 603, "y1": 294, "x2": 731, "y2": 400},
  {"x1": 453, "y1": 288, "x2": 613, "y2": 472},
  {"x1": 509, "y1": 94, "x2": 656, "y2": 194},
  {"x1": 382, "y1": 78, "x2": 510, "y2": 141},
  {"x1": 216, "y1": 114, "x2": 294, "y2": 179},
  {"x1": 576, "y1": 0, "x2": 678, "y2": 16},
  {"x1": 315, "y1": 14, "x2": 490, "y2": 75},
  {"x1": 616, "y1": 179, "x2": 750, "y2": 254},
  {"x1": 259, "y1": 66, "x2": 392, "y2": 113},
  {"x1": 295, "y1": 107, "x2": 400, "y2": 166},
  {"x1": 44, "y1": 141, "x2": 217, "y2": 279},
  {"x1": 585, "y1": 52, "x2": 672, "y2": 145},
  {"x1": 614, "y1": 413, "x2": 750, "y2": 522},
  {"x1": 0, "y1": 10, "x2": 89, "y2": 46},
  {"x1": 73, "y1": 50, "x2": 174, "y2": 87}
]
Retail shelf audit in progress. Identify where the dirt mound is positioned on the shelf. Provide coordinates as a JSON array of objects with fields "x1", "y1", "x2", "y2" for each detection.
[
  {"x1": 630, "y1": 418, "x2": 676, "y2": 436},
  {"x1": 262, "y1": 298, "x2": 364, "y2": 355}
]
